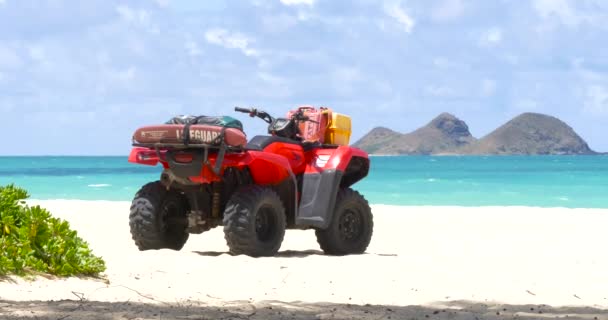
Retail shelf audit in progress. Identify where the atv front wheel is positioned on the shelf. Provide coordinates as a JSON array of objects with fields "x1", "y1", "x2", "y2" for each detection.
[
  {"x1": 129, "y1": 181, "x2": 189, "y2": 251},
  {"x1": 316, "y1": 188, "x2": 373, "y2": 255},
  {"x1": 223, "y1": 186, "x2": 286, "y2": 257}
]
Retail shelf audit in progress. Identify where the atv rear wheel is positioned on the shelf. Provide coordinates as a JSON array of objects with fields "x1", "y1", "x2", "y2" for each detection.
[
  {"x1": 316, "y1": 188, "x2": 373, "y2": 255},
  {"x1": 223, "y1": 186, "x2": 286, "y2": 257},
  {"x1": 129, "y1": 181, "x2": 189, "y2": 251}
]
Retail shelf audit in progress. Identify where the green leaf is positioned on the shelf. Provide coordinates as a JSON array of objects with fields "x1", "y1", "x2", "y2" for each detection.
[{"x1": 0, "y1": 184, "x2": 106, "y2": 277}]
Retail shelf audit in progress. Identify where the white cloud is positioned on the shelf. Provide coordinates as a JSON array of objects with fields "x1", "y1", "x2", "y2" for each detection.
[
  {"x1": 513, "y1": 99, "x2": 539, "y2": 111},
  {"x1": 481, "y1": 79, "x2": 496, "y2": 97},
  {"x1": 103, "y1": 66, "x2": 136, "y2": 84},
  {"x1": 584, "y1": 85, "x2": 608, "y2": 115},
  {"x1": 0, "y1": 46, "x2": 22, "y2": 69},
  {"x1": 96, "y1": 65, "x2": 138, "y2": 94},
  {"x1": 432, "y1": 0, "x2": 464, "y2": 22},
  {"x1": 28, "y1": 45, "x2": 46, "y2": 61},
  {"x1": 533, "y1": 0, "x2": 608, "y2": 31},
  {"x1": 185, "y1": 41, "x2": 202, "y2": 57},
  {"x1": 571, "y1": 57, "x2": 585, "y2": 69},
  {"x1": 280, "y1": 0, "x2": 315, "y2": 6},
  {"x1": 262, "y1": 14, "x2": 298, "y2": 33},
  {"x1": 295, "y1": 10, "x2": 316, "y2": 22},
  {"x1": 333, "y1": 67, "x2": 361, "y2": 82},
  {"x1": 533, "y1": 0, "x2": 581, "y2": 27},
  {"x1": 572, "y1": 59, "x2": 606, "y2": 83},
  {"x1": 332, "y1": 67, "x2": 362, "y2": 95},
  {"x1": 116, "y1": 5, "x2": 159, "y2": 33},
  {"x1": 0, "y1": 0, "x2": 5, "y2": 6},
  {"x1": 424, "y1": 85, "x2": 456, "y2": 98},
  {"x1": 384, "y1": 2, "x2": 415, "y2": 33},
  {"x1": 432, "y1": 57, "x2": 466, "y2": 69},
  {"x1": 502, "y1": 54, "x2": 519, "y2": 65},
  {"x1": 478, "y1": 27, "x2": 502, "y2": 47},
  {"x1": 204, "y1": 28, "x2": 258, "y2": 57},
  {"x1": 155, "y1": 0, "x2": 170, "y2": 8},
  {"x1": 116, "y1": 5, "x2": 150, "y2": 25},
  {"x1": 118, "y1": 67, "x2": 136, "y2": 82},
  {"x1": 433, "y1": 57, "x2": 450, "y2": 68},
  {"x1": 258, "y1": 72, "x2": 283, "y2": 84}
]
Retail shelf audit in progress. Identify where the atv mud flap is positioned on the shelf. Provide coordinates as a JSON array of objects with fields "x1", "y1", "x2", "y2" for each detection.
[
  {"x1": 296, "y1": 170, "x2": 343, "y2": 229},
  {"x1": 164, "y1": 145, "x2": 227, "y2": 180}
]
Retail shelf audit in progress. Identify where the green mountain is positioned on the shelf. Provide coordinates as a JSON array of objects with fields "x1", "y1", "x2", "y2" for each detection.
[{"x1": 353, "y1": 112, "x2": 596, "y2": 155}]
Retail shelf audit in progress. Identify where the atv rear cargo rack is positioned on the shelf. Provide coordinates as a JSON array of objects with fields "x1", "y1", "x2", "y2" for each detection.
[{"x1": 132, "y1": 140, "x2": 244, "y2": 179}]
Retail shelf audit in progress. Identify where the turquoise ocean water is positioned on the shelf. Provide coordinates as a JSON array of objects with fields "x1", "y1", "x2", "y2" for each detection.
[{"x1": 0, "y1": 156, "x2": 607, "y2": 208}]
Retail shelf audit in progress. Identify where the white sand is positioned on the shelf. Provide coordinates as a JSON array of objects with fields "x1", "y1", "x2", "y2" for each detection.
[{"x1": 1, "y1": 200, "x2": 607, "y2": 319}]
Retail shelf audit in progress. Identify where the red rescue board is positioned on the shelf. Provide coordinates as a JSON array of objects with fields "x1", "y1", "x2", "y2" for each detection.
[{"x1": 132, "y1": 124, "x2": 247, "y2": 147}]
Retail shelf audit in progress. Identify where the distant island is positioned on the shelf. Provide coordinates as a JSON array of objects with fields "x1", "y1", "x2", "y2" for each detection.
[{"x1": 353, "y1": 112, "x2": 597, "y2": 155}]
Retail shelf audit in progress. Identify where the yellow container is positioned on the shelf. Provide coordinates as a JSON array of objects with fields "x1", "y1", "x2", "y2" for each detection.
[{"x1": 325, "y1": 112, "x2": 352, "y2": 145}]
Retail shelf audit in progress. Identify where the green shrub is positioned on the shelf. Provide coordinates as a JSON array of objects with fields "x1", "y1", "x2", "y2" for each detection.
[{"x1": 0, "y1": 184, "x2": 106, "y2": 277}]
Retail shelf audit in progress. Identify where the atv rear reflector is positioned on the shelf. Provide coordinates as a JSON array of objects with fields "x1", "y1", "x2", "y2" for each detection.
[
  {"x1": 129, "y1": 148, "x2": 166, "y2": 166},
  {"x1": 173, "y1": 153, "x2": 194, "y2": 163}
]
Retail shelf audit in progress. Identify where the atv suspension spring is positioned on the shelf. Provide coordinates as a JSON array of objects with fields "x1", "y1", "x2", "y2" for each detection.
[{"x1": 212, "y1": 183, "x2": 221, "y2": 218}]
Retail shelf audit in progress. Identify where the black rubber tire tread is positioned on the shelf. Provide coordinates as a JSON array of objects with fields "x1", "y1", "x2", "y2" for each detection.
[
  {"x1": 315, "y1": 188, "x2": 373, "y2": 255},
  {"x1": 129, "y1": 181, "x2": 189, "y2": 251},
  {"x1": 223, "y1": 186, "x2": 286, "y2": 257}
]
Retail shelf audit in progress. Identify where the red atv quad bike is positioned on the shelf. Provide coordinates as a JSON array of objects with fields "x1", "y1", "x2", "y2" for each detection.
[{"x1": 128, "y1": 107, "x2": 372, "y2": 257}]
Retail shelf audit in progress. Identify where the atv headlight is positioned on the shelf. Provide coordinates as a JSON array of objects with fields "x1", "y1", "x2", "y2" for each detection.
[{"x1": 315, "y1": 155, "x2": 331, "y2": 168}]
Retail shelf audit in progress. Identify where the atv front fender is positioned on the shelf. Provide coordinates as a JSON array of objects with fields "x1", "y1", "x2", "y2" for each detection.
[
  {"x1": 243, "y1": 151, "x2": 297, "y2": 185},
  {"x1": 296, "y1": 146, "x2": 370, "y2": 229}
]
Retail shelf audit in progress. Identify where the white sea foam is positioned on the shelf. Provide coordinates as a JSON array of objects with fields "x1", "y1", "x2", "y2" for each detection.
[{"x1": 88, "y1": 184, "x2": 111, "y2": 188}]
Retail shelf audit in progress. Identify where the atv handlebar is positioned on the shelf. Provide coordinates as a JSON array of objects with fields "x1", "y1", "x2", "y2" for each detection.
[
  {"x1": 234, "y1": 107, "x2": 251, "y2": 113},
  {"x1": 234, "y1": 107, "x2": 274, "y2": 124},
  {"x1": 234, "y1": 106, "x2": 318, "y2": 124}
]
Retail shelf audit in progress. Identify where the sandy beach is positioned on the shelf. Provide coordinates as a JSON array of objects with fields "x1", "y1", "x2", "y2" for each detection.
[{"x1": 1, "y1": 200, "x2": 607, "y2": 319}]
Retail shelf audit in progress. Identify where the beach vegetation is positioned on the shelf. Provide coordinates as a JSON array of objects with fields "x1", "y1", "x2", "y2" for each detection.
[{"x1": 0, "y1": 184, "x2": 106, "y2": 277}]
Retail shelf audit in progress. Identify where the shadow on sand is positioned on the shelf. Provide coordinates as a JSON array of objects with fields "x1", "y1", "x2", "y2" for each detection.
[
  {"x1": 193, "y1": 250, "x2": 398, "y2": 258},
  {"x1": 193, "y1": 249, "x2": 325, "y2": 258},
  {"x1": 0, "y1": 299, "x2": 606, "y2": 320}
]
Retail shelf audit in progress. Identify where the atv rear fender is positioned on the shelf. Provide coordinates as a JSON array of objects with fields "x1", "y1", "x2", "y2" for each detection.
[
  {"x1": 129, "y1": 147, "x2": 166, "y2": 166},
  {"x1": 129, "y1": 147, "x2": 297, "y2": 185},
  {"x1": 297, "y1": 146, "x2": 370, "y2": 229}
]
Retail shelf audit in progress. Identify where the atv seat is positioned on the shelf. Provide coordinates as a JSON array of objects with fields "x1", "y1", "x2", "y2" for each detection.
[{"x1": 246, "y1": 135, "x2": 320, "y2": 151}]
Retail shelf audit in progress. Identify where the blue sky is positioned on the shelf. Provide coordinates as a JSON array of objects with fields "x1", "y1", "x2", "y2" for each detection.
[{"x1": 1, "y1": 0, "x2": 607, "y2": 155}]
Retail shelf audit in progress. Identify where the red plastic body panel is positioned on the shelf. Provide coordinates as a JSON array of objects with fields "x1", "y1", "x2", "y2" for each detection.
[
  {"x1": 129, "y1": 148, "x2": 165, "y2": 166},
  {"x1": 244, "y1": 151, "x2": 295, "y2": 184},
  {"x1": 129, "y1": 147, "x2": 295, "y2": 185},
  {"x1": 129, "y1": 142, "x2": 368, "y2": 184},
  {"x1": 304, "y1": 146, "x2": 368, "y2": 174},
  {"x1": 261, "y1": 141, "x2": 307, "y2": 174},
  {"x1": 179, "y1": 151, "x2": 295, "y2": 185}
]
